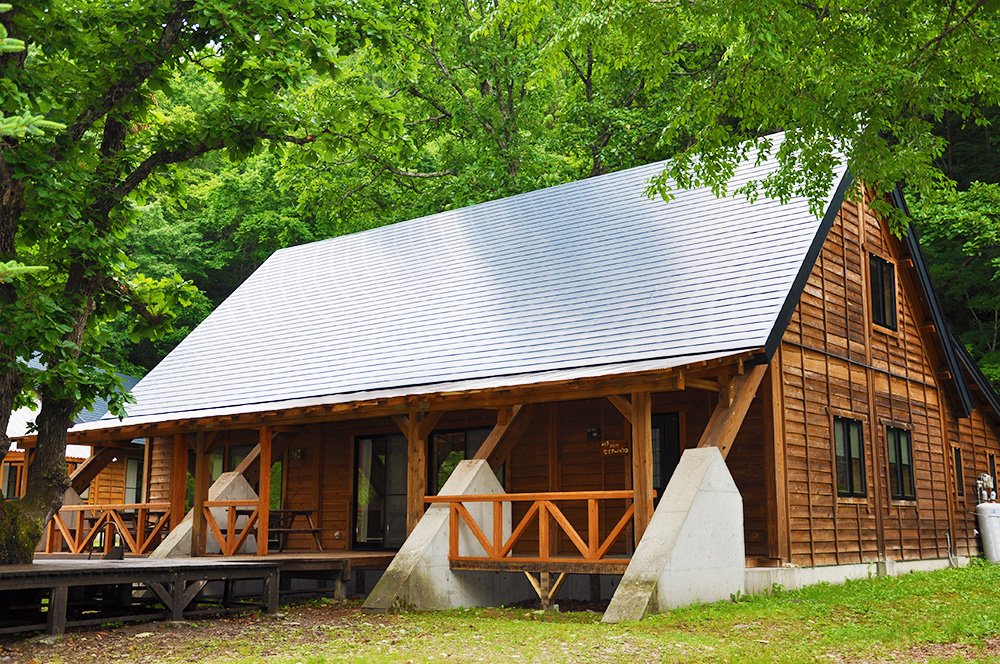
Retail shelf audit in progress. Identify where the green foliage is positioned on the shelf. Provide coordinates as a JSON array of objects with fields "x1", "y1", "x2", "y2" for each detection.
[
  {"x1": 545, "y1": 0, "x2": 1000, "y2": 227},
  {"x1": 911, "y1": 182, "x2": 1000, "y2": 387}
]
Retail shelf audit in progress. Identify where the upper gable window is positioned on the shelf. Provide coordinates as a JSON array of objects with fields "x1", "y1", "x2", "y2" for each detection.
[{"x1": 869, "y1": 253, "x2": 897, "y2": 331}]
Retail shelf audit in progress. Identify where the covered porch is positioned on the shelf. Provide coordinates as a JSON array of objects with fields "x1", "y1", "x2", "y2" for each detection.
[{"x1": 40, "y1": 350, "x2": 780, "y2": 614}]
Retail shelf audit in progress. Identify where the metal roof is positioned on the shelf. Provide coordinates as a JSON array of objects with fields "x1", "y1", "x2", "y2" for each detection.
[{"x1": 103, "y1": 138, "x2": 851, "y2": 424}]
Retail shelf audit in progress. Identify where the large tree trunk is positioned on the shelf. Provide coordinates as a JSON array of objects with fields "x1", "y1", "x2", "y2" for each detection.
[{"x1": 0, "y1": 393, "x2": 74, "y2": 564}]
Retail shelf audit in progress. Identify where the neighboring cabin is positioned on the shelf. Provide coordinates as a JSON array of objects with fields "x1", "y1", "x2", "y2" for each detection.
[
  {"x1": 21, "y1": 136, "x2": 1000, "y2": 613},
  {"x1": 3, "y1": 371, "x2": 144, "y2": 507}
]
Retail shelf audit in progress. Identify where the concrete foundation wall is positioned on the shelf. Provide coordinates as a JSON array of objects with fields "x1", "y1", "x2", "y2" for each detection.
[
  {"x1": 363, "y1": 460, "x2": 535, "y2": 611},
  {"x1": 149, "y1": 472, "x2": 259, "y2": 558},
  {"x1": 745, "y1": 556, "x2": 968, "y2": 595},
  {"x1": 603, "y1": 448, "x2": 745, "y2": 623}
]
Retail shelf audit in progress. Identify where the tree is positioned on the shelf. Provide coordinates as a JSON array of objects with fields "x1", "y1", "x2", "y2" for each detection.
[
  {"x1": 911, "y1": 182, "x2": 1000, "y2": 386},
  {"x1": 0, "y1": 0, "x2": 376, "y2": 563},
  {"x1": 545, "y1": 0, "x2": 1000, "y2": 222}
]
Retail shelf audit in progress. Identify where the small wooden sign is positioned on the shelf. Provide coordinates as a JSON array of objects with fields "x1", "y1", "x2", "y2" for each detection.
[{"x1": 601, "y1": 440, "x2": 629, "y2": 456}]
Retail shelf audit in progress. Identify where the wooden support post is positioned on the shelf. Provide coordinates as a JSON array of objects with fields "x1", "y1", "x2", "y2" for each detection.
[
  {"x1": 46, "y1": 586, "x2": 68, "y2": 636},
  {"x1": 191, "y1": 433, "x2": 210, "y2": 556},
  {"x1": 631, "y1": 391, "x2": 653, "y2": 545},
  {"x1": 170, "y1": 434, "x2": 188, "y2": 530},
  {"x1": 258, "y1": 426, "x2": 272, "y2": 556},
  {"x1": 539, "y1": 571, "x2": 551, "y2": 610},
  {"x1": 762, "y1": 353, "x2": 790, "y2": 562},
  {"x1": 395, "y1": 411, "x2": 442, "y2": 535},
  {"x1": 696, "y1": 364, "x2": 768, "y2": 458}
]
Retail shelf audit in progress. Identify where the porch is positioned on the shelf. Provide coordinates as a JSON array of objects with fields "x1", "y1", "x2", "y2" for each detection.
[{"x1": 35, "y1": 354, "x2": 778, "y2": 619}]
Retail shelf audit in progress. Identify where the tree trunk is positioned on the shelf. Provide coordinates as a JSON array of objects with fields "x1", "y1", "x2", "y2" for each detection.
[{"x1": 0, "y1": 393, "x2": 76, "y2": 564}]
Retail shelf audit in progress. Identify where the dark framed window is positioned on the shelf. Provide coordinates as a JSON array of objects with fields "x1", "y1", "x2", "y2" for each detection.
[
  {"x1": 886, "y1": 427, "x2": 915, "y2": 500},
  {"x1": 990, "y1": 454, "x2": 997, "y2": 485},
  {"x1": 954, "y1": 447, "x2": 965, "y2": 497},
  {"x1": 869, "y1": 253, "x2": 897, "y2": 330},
  {"x1": 651, "y1": 412, "x2": 681, "y2": 505},
  {"x1": 429, "y1": 427, "x2": 492, "y2": 494},
  {"x1": 834, "y1": 417, "x2": 866, "y2": 497}
]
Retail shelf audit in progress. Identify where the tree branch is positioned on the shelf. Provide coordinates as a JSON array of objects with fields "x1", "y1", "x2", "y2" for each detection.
[{"x1": 52, "y1": 0, "x2": 192, "y2": 161}]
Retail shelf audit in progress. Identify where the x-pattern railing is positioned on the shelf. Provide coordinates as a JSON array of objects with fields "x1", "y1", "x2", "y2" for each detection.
[
  {"x1": 425, "y1": 490, "x2": 637, "y2": 565},
  {"x1": 47, "y1": 502, "x2": 171, "y2": 555},
  {"x1": 202, "y1": 499, "x2": 259, "y2": 556}
]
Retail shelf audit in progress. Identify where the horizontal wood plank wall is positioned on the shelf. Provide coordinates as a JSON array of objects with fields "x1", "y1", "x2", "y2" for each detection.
[
  {"x1": 88, "y1": 458, "x2": 128, "y2": 505},
  {"x1": 148, "y1": 436, "x2": 173, "y2": 505},
  {"x1": 779, "y1": 194, "x2": 1000, "y2": 567}
]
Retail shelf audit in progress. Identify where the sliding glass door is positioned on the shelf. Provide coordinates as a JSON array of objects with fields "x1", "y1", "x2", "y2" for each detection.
[{"x1": 354, "y1": 434, "x2": 407, "y2": 550}]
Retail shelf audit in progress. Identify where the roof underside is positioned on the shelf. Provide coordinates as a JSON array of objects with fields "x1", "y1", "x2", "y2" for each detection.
[{"x1": 100, "y1": 139, "x2": 850, "y2": 428}]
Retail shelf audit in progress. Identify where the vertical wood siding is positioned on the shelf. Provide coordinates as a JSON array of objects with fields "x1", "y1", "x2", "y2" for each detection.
[{"x1": 779, "y1": 193, "x2": 999, "y2": 566}]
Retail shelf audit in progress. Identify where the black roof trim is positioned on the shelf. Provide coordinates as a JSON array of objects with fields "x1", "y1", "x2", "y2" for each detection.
[
  {"x1": 763, "y1": 170, "x2": 855, "y2": 359},
  {"x1": 949, "y1": 326, "x2": 1000, "y2": 420},
  {"x1": 891, "y1": 186, "x2": 975, "y2": 419}
]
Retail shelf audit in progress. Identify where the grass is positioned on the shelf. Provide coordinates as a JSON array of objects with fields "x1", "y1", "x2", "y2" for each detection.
[{"x1": 20, "y1": 561, "x2": 1000, "y2": 663}]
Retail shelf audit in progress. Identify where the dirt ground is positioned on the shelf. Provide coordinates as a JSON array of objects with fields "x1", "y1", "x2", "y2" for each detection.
[{"x1": 0, "y1": 600, "x2": 383, "y2": 663}]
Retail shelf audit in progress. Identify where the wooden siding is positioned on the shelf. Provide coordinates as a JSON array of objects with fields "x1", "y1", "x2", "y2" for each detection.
[{"x1": 779, "y1": 193, "x2": 999, "y2": 566}]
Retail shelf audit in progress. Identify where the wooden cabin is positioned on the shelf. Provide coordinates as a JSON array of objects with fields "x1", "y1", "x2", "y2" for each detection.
[{"x1": 23, "y1": 136, "x2": 999, "y2": 595}]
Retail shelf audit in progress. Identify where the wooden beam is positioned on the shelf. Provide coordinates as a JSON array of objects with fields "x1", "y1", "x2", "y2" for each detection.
[
  {"x1": 695, "y1": 364, "x2": 768, "y2": 458},
  {"x1": 68, "y1": 448, "x2": 117, "y2": 494},
  {"x1": 234, "y1": 443, "x2": 261, "y2": 477},
  {"x1": 631, "y1": 391, "x2": 653, "y2": 545},
  {"x1": 685, "y1": 378, "x2": 722, "y2": 393},
  {"x1": 473, "y1": 405, "x2": 533, "y2": 470},
  {"x1": 236, "y1": 431, "x2": 295, "y2": 487},
  {"x1": 191, "y1": 432, "x2": 210, "y2": 556},
  {"x1": 417, "y1": 411, "x2": 444, "y2": 440},
  {"x1": 719, "y1": 376, "x2": 737, "y2": 409},
  {"x1": 606, "y1": 395, "x2": 632, "y2": 423},
  {"x1": 170, "y1": 434, "x2": 188, "y2": 530},
  {"x1": 62, "y1": 356, "x2": 756, "y2": 446},
  {"x1": 257, "y1": 426, "x2": 272, "y2": 556}
]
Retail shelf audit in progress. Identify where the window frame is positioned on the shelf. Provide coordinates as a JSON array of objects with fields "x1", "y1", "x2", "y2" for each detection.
[
  {"x1": 834, "y1": 416, "x2": 867, "y2": 498},
  {"x1": 954, "y1": 447, "x2": 965, "y2": 497},
  {"x1": 868, "y1": 252, "x2": 898, "y2": 332},
  {"x1": 885, "y1": 426, "x2": 916, "y2": 501}
]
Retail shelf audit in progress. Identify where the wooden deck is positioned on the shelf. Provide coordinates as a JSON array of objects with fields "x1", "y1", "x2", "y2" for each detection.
[{"x1": 0, "y1": 551, "x2": 396, "y2": 636}]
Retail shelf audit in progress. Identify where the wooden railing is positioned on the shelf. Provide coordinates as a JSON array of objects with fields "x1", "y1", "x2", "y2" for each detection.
[
  {"x1": 47, "y1": 502, "x2": 171, "y2": 555},
  {"x1": 425, "y1": 490, "x2": 639, "y2": 568},
  {"x1": 203, "y1": 499, "x2": 259, "y2": 556}
]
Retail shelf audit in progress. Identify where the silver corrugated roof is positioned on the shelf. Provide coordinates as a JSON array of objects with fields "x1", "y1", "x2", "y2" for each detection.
[{"x1": 103, "y1": 138, "x2": 849, "y2": 424}]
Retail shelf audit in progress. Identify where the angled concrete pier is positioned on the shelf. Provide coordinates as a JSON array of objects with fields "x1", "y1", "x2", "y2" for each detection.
[{"x1": 603, "y1": 448, "x2": 744, "y2": 623}]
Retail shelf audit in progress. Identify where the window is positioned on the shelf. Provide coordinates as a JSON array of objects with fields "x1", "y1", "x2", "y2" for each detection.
[
  {"x1": 834, "y1": 417, "x2": 866, "y2": 497},
  {"x1": 886, "y1": 427, "x2": 915, "y2": 500},
  {"x1": 651, "y1": 413, "x2": 681, "y2": 505},
  {"x1": 954, "y1": 447, "x2": 965, "y2": 496},
  {"x1": 869, "y1": 253, "x2": 897, "y2": 330},
  {"x1": 429, "y1": 428, "x2": 491, "y2": 494},
  {"x1": 990, "y1": 453, "x2": 997, "y2": 485},
  {"x1": 125, "y1": 458, "x2": 143, "y2": 505}
]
